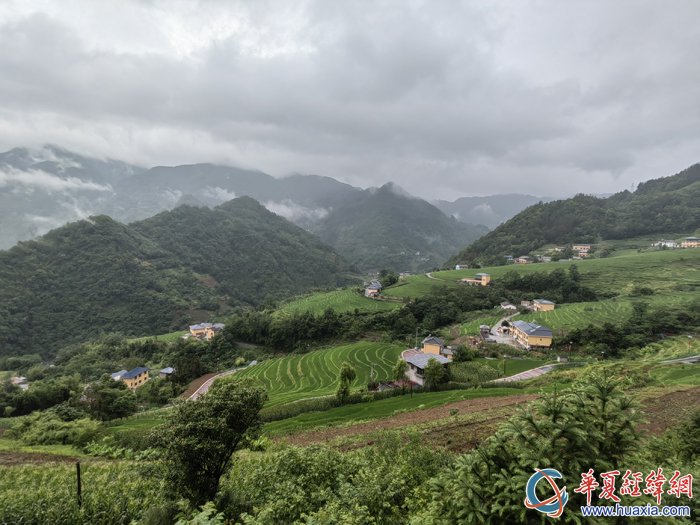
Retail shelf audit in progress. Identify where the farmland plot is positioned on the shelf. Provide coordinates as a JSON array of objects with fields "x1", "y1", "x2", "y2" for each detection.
[
  {"x1": 234, "y1": 342, "x2": 405, "y2": 407},
  {"x1": 276, "y1": 288, "x2": 400, "y2": 316}
]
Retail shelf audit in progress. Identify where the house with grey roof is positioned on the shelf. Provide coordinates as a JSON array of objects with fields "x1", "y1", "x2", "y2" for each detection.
[
  {"x1": 532, "y1": 299, "x2": 556, "y2": 312},
  {"x1": 401, "y1": 349, "x2": 450, "y2": 386},
  {"x1": 511, "y1": 320, "x2": 553, "y2": 349}
]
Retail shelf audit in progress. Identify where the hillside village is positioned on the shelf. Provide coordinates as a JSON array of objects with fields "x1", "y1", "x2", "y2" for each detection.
[{"x1": 1, "y1": 178, "x2": 698, "y2": 523}]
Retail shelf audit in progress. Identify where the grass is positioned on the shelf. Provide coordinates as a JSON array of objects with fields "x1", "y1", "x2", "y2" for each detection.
[
  {"x1": 263, "y1": 386, "x2": 525, "y2": 436},
  {"x1": 276, "y1": 288, "x2": 401, "y2": 316},
  {"x1": 382, "y1": 275, "x2": 460, "y2": 299},
  {"x1": 234, "y1": 341, "x2": 405, "y2": 407},
  {"x1": 0, "y1": 437, "x2": 85, "y2": 457},
  {"x1": 459, "y1": 315, "x2": 503, "y2": 335},
  {"x1": 128, "y1": 330, "x2": 187, "y2": 343},
  {"x1": 650, "y1": 365, "x2": 700, "y2": 387},
  {"x1": 639, "y1": 336, "x2": 700, "y2": 361},
  {"x1": 433, "y1": 249, "x2": 700, "y2": 297}
]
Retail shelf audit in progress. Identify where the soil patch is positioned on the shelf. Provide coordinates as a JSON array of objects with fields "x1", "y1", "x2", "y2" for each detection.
[
  {"x1": 281, "y1": 393, "x2": 537, "y2": 447},
  {"x1": 0, "y1": 451, "x2": 78, "y2": 466},
  {"x1": 638, "y1": 386, "x2": 700, "y2": 436}
]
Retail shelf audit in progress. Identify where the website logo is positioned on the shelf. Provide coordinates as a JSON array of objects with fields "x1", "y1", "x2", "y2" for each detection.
[{"x1": 524, "y1": 468, "x2": 569, "y2": 518}]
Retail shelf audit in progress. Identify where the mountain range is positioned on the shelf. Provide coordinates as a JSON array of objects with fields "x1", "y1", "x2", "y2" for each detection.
[
  {"x1": 0, "y1": 145, "x2": 546, "y2": 271},
  {"x1": 448, "y1": 164, "x2": 700, "y2": 266},
  {"x1": 0, "y1": 197, "x2": 353, "y2": 356}
]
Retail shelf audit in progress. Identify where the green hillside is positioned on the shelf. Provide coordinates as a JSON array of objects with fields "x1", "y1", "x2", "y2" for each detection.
[
  {"x1": 276, "y1": 288, "x2": 401, "y2": 316},
  {"x1": 133, "y1": 197, "x2": 353, "y2": 305},
  {"x1": 233, "y1": 341, "x2": 404, "y2": 406},
  {"x1": 449, "y1": 164, "x2": 700, "y2": 265},
  {"x1": 0, "y1": 198, "x2": 352, "y2": 356},
  {"x1": 314, "y1": 183, "x2": 487, "y2": 272}
]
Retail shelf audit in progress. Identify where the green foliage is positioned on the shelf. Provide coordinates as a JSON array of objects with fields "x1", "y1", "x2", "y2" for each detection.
[
  {"x1": 394, "y1": 358, "x2": 408, "y2": 382},
  {"x1": 81, "y1": 376, "x2": 137, "y2": 421},
  {"x1": 314, "y1": 183, "x2": 487, "y2": 272},
  {"x1": 414, "y1": 371, "x2": 641, "y2": 523},
  {"x1": 151, "y1": 377, "x2": 267, "y2": 506},
  {"x1": 423, "y1": 359, "x2": 449, "y2": 391},
  {"x1": 223, "y1": 434, "x2": 451, "y2": 524},
  {"x1": 336, "y1": 361, "x2": 357, "y2": 403},
  {"x1": 0, "y1": 197, "x2": 353, "y2": 357},
  {"x1": 450, "y1": 165, "x2": 700, "y2": 265},
  {"x1": 0, "y1": 462, "x2": 167, "y2": 524},
  {"x1": 8, "y1": 411, "x2": 103, "y2": 448}
]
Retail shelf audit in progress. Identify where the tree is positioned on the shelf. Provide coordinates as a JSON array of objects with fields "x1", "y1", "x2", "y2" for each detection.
[
  {"x1": 393, "y1": 358, "x2": 408, "y2": 383},
  {"x1": 152, "y1": 377, "x2": 267, "y2": 505},
  {"x1": 423, "y1": 359, "x2": 447, "y2": 391},
  {"x1": 81, "y1": 376, "x2": 137, "y2": 421},
  {"x1": 336, "y1": 362, "x2": 357, "y2": 403},
  {"x1": 416, "y1": 371, "x2": 641, "y2": 523}
]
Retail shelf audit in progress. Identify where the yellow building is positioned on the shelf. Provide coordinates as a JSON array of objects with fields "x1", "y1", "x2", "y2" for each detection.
[
  {"x1": 511, "y1": 321, "x2": 552, "y2": 349},
  {"x1": 680, "y1": 237, "x2": 700, "y2": 248},
  {"x1": 421, "y1": 335, "x2": 454, "y2": 360},
  {"x1": 111, "y1": 367, "x2": 149, "y2": 390},
  {"x1": 189, "y1": 322, "x2": 226, "y2": 340},
  {"x1": 460, "y1": 273, "x2": 491, "y2": 286},
  {"x1": 532, "y1": 299, "x2": 556, "y2": 312}
]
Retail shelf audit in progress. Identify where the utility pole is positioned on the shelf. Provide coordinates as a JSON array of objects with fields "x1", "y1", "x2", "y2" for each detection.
[{"x1": 76, "y1": 461, "x2": 82, "y2": 508}]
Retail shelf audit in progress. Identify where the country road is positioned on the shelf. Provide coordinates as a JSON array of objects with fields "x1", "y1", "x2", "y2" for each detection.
[
  {"x1": 492, "y1": 364, "x2": 560, "y2": 383},
  {"x1": 425, "y1": 272, "x2": 445, "y2": 281},
  {"x1": 187, "y1": 361, "x2": 259, "y2": 400}
]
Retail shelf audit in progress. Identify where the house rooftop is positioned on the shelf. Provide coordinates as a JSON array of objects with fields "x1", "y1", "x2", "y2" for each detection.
[
  {"x1": 159, "y1": 367, "x2": 175, "y2": 375},
  {"x1": 475, "y1": 273, "x2": 490, "y2": 277},
  {"x1": 512, "y1": 320, "x2": 553, "y2": 337},
  {"x1": 533, "y1": 299, "x2": 556, "y2": 305},
  {"x1": 121, "y1": 367, "x2": 149, "y2": 380},
  {"x1": 405, "y1": 353, "x2": 450, "y2": 369},
  {"x1": 110, "y1": 369, "x2": 127, "y2": 380},
  {"x1": 422, "y1": 335, "x2": 445, "y2": 347}
]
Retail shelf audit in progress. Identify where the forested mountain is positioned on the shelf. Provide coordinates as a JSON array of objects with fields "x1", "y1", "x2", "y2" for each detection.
[
  {"x1": 133, "y1": 197, "x2": 352, "y2": 304},
  {"x1": 449, "y1": 165, "x2": 700, "y2": 266},
  {"x1": 312, "y1": 183, "x2": 488, "y2": 272},
  {"x1": 1, "y1": 146, "x2": 495, "y2": 271},
  {"x1": 0, "y1": 198, "x2": 351, "y2": 356},
  {"x1": 436, "y1": 194, "x2": 552, "y2": 228}
]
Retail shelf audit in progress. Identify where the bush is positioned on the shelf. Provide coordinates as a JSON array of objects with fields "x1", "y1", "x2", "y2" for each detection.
[{"x1": 9, "y1": 412, "x2": 103, "y2": 448}]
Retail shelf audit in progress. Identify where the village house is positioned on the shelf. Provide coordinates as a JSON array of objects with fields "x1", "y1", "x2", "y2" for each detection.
[
  {"x1": 159, "y1": 367, "x2": 175, "y2": 379},
  {"x1": 504, "y1": 255, "x2": 514, "y2": 264},
  {"x1": 189, "y1": 322, "x2": 225, "y2": 340},
  {"x1": 680, "y1": 236, "x2": 700, "y2": 248},
  {"x1": 532, "y1": 299, "x2": 556, "y2": 312},
  {"x1": 500, "y1": 301, "x2": 517, "y2": 311},
  {"x1": 401, "y1": 349, "x2": 450, "y2": 386},
  {"x1": 10, "y1": 376, "x2": 29, "y2": 391},
  {"x1": 652, "y1": 240, "x2": 679, "y2": 249},
  {"x1": 364, "y1": 280, "x2": 382, "y2": 298},
  {"x1": 511, "y1": 321, "x2": 553, "y2": 349},
  {"x1": 460, "y1": 273, "x2": 491, "y2": 286},
  {"x1": 111, "y1": 367, "x2": 149, "y2": 390},
  {"x1": 572, "y1": 244, "x2": 593, "y2": 257},
  {"x1": 421, "y1": 335, "x2": 454, "y2": 360},
  {"x1": 540, "y1": 256, "x2": 552, "y2": 263},
  {"x1": 515, "y1": 256, "x2": 532, "y2": 264}
]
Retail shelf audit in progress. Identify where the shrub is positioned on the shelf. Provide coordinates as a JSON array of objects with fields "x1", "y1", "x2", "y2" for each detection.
[{"x1": 9, "y1": 412, "x2": 103, "y2": 448}]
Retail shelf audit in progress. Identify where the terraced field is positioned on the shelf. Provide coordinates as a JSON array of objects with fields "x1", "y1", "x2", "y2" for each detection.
[
  {"x1": 517, "y1": 299, "x2": 631, "y2": 334},
  {"x1": 276, "y1": 288, "x2": 401, "y2": 316},
  {"x1": 234, "y1": 342, "x2": 405, "y2": 407},
  {"x1": 433, "y1": 249, "x2": 700, "y2": 297},
  {"x1": 382, "y1": 275, "x2": 460, "y2": 299}
]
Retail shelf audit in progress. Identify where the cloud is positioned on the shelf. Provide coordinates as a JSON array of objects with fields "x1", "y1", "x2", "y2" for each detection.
[
  {"x1": 0, "y1": 167, "x2": 112, "y2": 192},
  {"x1": 0, "y1": 1, "x2": 698, "y2": 199},
  {"x1": 264, "y1": 200, "x2": 329, "y2": 222}
]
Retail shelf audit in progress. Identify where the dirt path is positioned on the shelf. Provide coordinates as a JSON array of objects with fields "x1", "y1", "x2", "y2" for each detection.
[
  {"x1": 0, "y1": 451, "x2": 80, "y2": 466},
  {"x1": 281, "y1": 393, "x2": 538, "y2": 447}
]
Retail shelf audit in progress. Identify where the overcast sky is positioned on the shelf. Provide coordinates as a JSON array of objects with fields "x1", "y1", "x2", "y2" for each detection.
[{"x1": 0, "y1": 0, "x2": 698, "y2": 199}]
